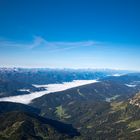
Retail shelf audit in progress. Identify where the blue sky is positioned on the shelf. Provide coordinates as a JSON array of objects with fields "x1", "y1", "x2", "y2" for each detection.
[{"x1": 0, "y1": 0, "x2": 140, "y2": 70}]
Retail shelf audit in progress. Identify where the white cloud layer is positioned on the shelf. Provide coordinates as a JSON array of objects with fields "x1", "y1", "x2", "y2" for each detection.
[
  {"x1": 0, "y1": 80, "x2": 98, "y2": 104},
  {"x1": 125, "y1": 84, "x2": 136, "y2": 87}
]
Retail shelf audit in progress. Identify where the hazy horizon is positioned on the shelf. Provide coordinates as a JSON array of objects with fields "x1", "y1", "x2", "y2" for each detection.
[{"x1": 0, "y1": 66, "x2": 139, "y2": 72}]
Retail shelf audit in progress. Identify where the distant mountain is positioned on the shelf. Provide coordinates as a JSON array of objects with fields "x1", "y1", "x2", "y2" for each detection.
[
  {"x1": 0, "y1": 68, "x2": 129, "y2": 85},
  {"x1": 0, "y1": 79, "x2": 44, "y2": 98},
  {"x1": 102, "y1": 73, "x2": 140, "y2": 84},
  {"x1": 0, "y1": 68, "x2": 129, "y2": 98}
]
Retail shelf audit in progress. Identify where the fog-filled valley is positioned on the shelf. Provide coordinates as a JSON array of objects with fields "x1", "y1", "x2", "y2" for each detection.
[{"x1": 0, "y1": 68, "x2": 140, "y2": 139}]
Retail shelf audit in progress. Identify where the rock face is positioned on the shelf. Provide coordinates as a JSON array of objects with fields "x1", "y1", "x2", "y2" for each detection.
[{"x1": 129, "y1": 92, "x2": 140, "y2": 108}]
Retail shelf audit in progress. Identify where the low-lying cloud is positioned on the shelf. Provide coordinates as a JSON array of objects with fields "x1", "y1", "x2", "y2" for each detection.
[{"x1": 0, "y1": 80, "x2": 98, "y2": 104}]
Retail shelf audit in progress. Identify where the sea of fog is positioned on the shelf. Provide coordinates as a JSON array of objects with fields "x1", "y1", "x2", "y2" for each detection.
[{"x1": 0, "y1": 80, "x2": 98, "y2": 104}]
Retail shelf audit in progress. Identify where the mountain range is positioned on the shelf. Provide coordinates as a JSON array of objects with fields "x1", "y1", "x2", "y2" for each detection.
[{"x1": 0, "y1": 68, "x2": 140, "y2": 140}]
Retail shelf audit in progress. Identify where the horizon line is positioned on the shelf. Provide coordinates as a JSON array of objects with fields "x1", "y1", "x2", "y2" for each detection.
[{"x1": 0, "y1": 66, "x2": 139, "y2": 72}]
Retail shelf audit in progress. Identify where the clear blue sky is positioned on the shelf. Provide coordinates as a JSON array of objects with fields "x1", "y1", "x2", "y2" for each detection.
[{"x1": 0, "y1": 0, "x2": 140, "y2": 70}]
